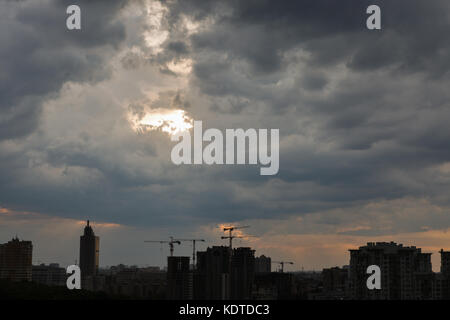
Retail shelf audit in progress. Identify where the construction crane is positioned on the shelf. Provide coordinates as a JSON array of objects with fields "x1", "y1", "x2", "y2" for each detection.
[
  {"x1": 221, "y1": 225, "x2": 250, "y2": 251},
  {"x1": 220, "y1": 225, "x2": 251, "y2": 298},
  {"x1": 144, "y1": 236, "x2": 180, "y2": 257},
  {"x1": 174, "y1": 238, "x2": 205, "y2": 268},
  {"x1": 272, "y1": 261, "x2": 294, "y2": 273}
]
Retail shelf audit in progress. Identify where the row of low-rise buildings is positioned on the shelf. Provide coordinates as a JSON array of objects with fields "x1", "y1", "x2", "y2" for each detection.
[
  {"x1": 32, "y1": 263, "x2": 67, "y2": 286},
  {"x1": 2, "y1": 224, "x2": 450, "y2": 300},
  {"x1": 79, "y1": 247, "x2": 296, "y2": 300},
  {"x1": 0, "y1": 236, "x2": 68, "y2": 286}
]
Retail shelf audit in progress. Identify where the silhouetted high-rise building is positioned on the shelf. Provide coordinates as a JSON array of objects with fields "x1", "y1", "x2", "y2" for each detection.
[
  {"x1": 79, "y1": 220, "x2": 99, "y2": 278},
  {"x1": 349, "y1": 242, "x2": 432, "y2": 300},
  {"x1": 0, "y1": 237, "x2": 33, "y2": 282},
  {"x1": 167, "y1": 256, "x2": 192, "y2": 299},
  {"x1": 433, "y1": 249, "x2": 450, "y2": 299},
  {"x1": 255, "y1": 255, "x2": 271, "y2": 274},
  {"x1": 440, "y1": 249, "x2": 450, "y2": 276},
  {"x1": 231, "y1": 247, "x2": 255, "y2": 299},
  {"x1": 195, "y1": 246, "x2": 230, "y2": 300}
]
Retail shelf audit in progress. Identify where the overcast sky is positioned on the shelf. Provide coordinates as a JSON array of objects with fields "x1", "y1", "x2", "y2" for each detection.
[{"x1": 1, "y1": 0, "x2": 450, "y2": 271}]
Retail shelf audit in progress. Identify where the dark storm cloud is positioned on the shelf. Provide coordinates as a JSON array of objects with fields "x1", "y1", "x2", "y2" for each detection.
[
  {"x1": 0, "y1": 0, "x2": 127, "y2": 140},
  {"x1": 1, "y1": 0, "x2": 450, "y2": 239},
  {"x1": 167, "y1": 0, "x2": 450, "y2": 76},
  {"x1": 153, "y1": 0, "x2": 450, "y2": 233},
  {"x1": 166, "y1": 41, "x2": 189, "y2": 55},
  {"x1": 163, "y1": 0, "x2": 450, "y2": 124}
]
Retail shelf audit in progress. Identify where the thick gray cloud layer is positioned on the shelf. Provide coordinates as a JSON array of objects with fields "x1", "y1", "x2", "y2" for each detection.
[
  {"x1": 0, "y1": 0, "x2": 126, "y2": 139},
  {"x1": 161, "y1": 0, "x2": 450, "y2": 213},
  {"x1": 1, "y1": 0, "x2": 450, "y2": 242}
]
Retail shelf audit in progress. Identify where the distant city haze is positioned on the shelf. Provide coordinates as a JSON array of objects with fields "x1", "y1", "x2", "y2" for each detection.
[
  {"x1": 3, "y1": 225, "x2": 450, "y2": 300},
  {"x1": 1, "y1": 216, "x2": 449, "y2": 273}
]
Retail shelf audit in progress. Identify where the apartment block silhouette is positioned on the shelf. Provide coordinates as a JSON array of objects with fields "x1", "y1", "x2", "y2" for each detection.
[
  {"x1": 0, "y1": 237, "x2": 32, "y2": 282},
  {"x1": 349, "y1": 242, "x2": 433, "y2": 300}
]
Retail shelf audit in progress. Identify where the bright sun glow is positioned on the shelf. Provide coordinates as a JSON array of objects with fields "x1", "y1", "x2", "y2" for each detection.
[{"x1": 129, "y1": 108, "x2": 193, "y2": 136}]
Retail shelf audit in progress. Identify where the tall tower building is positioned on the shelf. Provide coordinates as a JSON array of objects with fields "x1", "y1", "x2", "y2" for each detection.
[
  {"x1": 0, "y1": 237, "x2": 33, "y2": 282},
  {"x1": 79, "y1": 220, "x2": 99, "y2": 278}
]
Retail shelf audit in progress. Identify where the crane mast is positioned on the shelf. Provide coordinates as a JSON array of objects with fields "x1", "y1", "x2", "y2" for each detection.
[
  {"x1": 272, "y1": 261, "x2": 294, "y2": 273},
  {"x1": 144, "y1": 236, "x2": 181, "y2": 257},
  {"x1": 174, "y1": 238, "x2": 205, "y2": 269}
]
